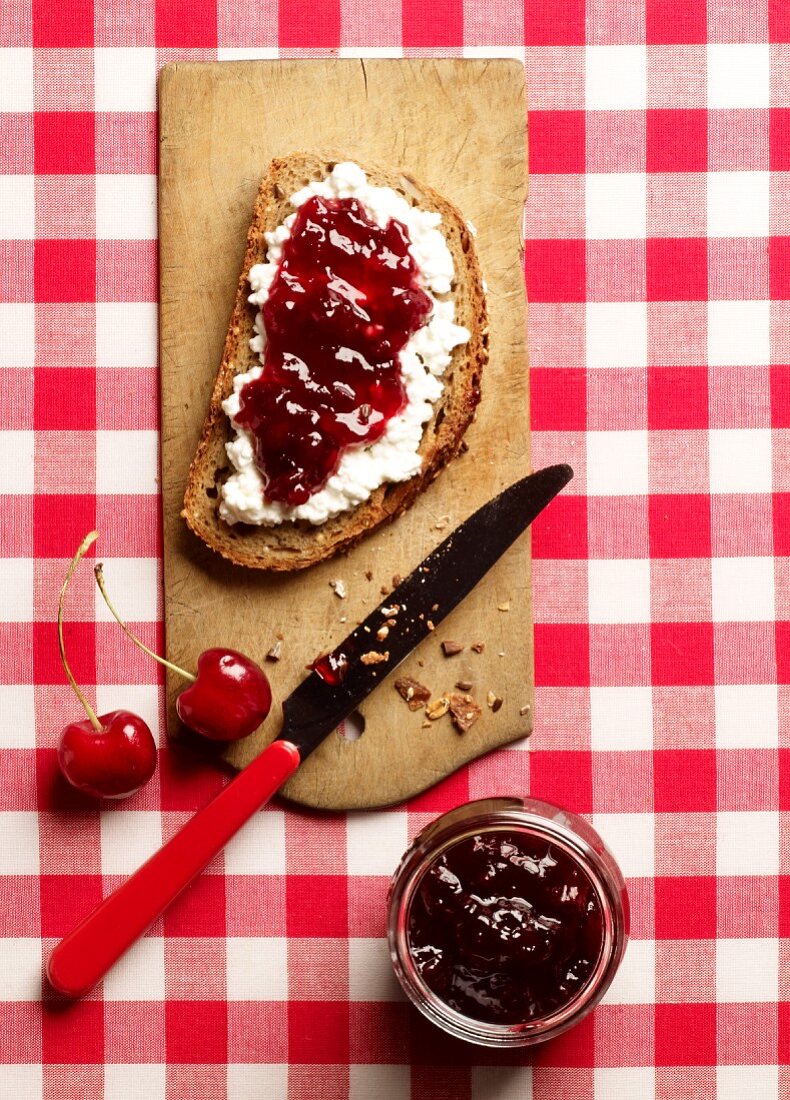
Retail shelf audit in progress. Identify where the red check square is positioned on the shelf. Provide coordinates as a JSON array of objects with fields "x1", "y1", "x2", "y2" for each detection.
[
  {"x1": 286, "y1": 875, "x2": 348, "y2": 938},
  {"x1": 647, "y1": 0, "x2": 707, "y2": 43},
  {"x1": 651, "y1": 752, "x2": 721, "y2": 814},
  {"x1": 534, "y1": 624, "x2": 590, "y2": 685},
  {"x1": 33, "y1": 495, "x2": 96, "y2": 557},
  {"x1": 526, "y1": 239, "x2": 586, "y2": 303},
  {"x1": 34, "y1": 112, "x2": 95, "y2": 174},
  {"x1": 35, "y1": 240, "x2": 95, "y2": 304},
  {"x1": 651, "y1": 622, "x2": 715, "y2": 686},
  {"x1": 32, "y1": 0, "x2": 94, "y2": 46},
  {"x1": 34, "y1": 622, "x2": 95, "y2": 687},
  {"x1": 770, "y1": 237, "x2": 790, "y2": 300},
  {"x1": 531, "y1": 369, "x2": 587, "y2": 431},
  {"x1": 647, "y1": 238, "x2": 708, "y2": 301},
  {"x1": 648, "y1": 367, "x2": 709, "y2": 430},
  {"x1": 770, "y1": 109, "x2": 790, "y2": 169},
  {"x1": 156, "y1": 0, "x2": 218, "y2": 46},
  {"x1": 647, "y1": 109, "x2": 708, "y2": 171},
  {"x1": 655, "y1": 1003, "x2": 717, "y2": 1066},
  {"x1": 40, "y1": 874, "x2": 103, "y2": 937},
  {"x1": 401, "y1": 0, "x2": 461, "y2": 47},
  {"x1": 41, "y1": 1001, "x2": 104, "y2": 1064},
  {"x1": 655, "y1": 875, "x2": 716, "y2": 938},
  {"x1": 529, "y1": 111, "x2": 585, "y2": 173},
  {"x1": 288, "y1": 1001, "x2": 349, "y2": 1064},
  {"x1": 34, "y1": 370, "x2": 96, "y2": 431},
  {"x1": 771, "y1": 367, "x2": 790, "y2": 427},
  {"x1": 530, "y1": 750, "x2": 593, "y2": 813},
  {"x1": 649, "y1": 494, "x2": 712, "y2": 558},
  {"x1": 163, "y1": 870, "x2": 226, "y2": 936},
  {"x1": 408, "y1": 768, "x2": 470, "y2": 814},
  {"x1": 532, "y1": 495, "x2": 588, "y2": 559},
  {"x1": 524, "y1": 0, "x2": 585, "y2": 45},
  {"x1": 165, "y1": 1000, "x2": 227, "y2": 1063}
]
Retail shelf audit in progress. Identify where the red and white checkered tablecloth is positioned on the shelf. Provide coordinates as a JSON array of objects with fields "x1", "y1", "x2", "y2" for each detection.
[{"x1": 1, "y1": 0, "x2": 788, "y2": 1097}]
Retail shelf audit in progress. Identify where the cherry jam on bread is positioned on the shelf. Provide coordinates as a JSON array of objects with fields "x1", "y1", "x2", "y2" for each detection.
[{"x1": 235, "y1": 195, "x2": 432, "y2": 505}]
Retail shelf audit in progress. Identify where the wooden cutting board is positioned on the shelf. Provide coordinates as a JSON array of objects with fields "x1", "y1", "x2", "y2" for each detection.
[{"x1": 158, "y1": 58, "x2": 530, "y2": 810}]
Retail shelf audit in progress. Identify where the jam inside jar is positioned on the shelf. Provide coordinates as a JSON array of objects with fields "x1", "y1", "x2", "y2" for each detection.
[{"x1": 388, "y1": 798, "x2": 628, "y2": 1047}]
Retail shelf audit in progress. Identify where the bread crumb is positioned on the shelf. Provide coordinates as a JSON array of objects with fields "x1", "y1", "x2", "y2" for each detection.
[
  {"x1": 330, "y1": 579, "x2": 347, "y2": 599},
  {"x1": 471, "y1": 642, "x2": 485, "y2": 654},
  {"x1": 361, "y1": 650, "x2": 389, "y2": 665},
  {"x1": 434, "y1": 515, "x2": 450, "y2": 531},
  {"x1": 266, "y1": 640, "x2": 282, "y2": 662},
  {"x1": 395, "y1": 676, "x2": 431, "y2": 711},
  {"x1": 376, "y1": 625, "x2": 389, "y2": 641},
  {"x1": 449, "y1": 692, "x2": 482, "y2": 733},
  {"x1": 339, "y1": 616, "x2": 347, "y2": 623},
  {"x1": 441, "y1": 640, "x2": 464, "y2": 657},
  {"x1": 455, "y1": 679, "x2": 473, "y2": 691},
  {"x1": 364, "y1": 570, "x2": 373, "y2": 582},
  {"x1": 497, "y1": 601, "x2": 510, "y2": 612},
  {"x1": 381, "y1": 605, "x2": 399, "y2": 617},
  {"x1": 392, "y1": 574, "x2": 402, "y2": 587},
  {"x1": 426, "y1": 620, "x2": 435, "y2": 631},
  {"x1": 487, "y1": 691, "x2": 503, "y2": 713},
  {"x1": 519, "y1": 704, "x2": 532, "y2": 717},
  {"x1": 380, "y1": 584, "x2": 391, "y2": 596}
]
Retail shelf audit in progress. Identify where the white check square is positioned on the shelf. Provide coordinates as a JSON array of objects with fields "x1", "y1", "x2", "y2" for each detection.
[
  {"x1": 586, "y1": 174, "x2": 646, "y2": 240},
  {"x1": 471, "y1": 1066, "x2": 533, "y2": 1100},
  {"x1": 102, "y1": 935, "x2": 165, "y2": 1001},
  {"x1": 708, "y1": 301, "x2": 770, "y2": 367},
  {"x1": 587, "y1": 431, "x2": 649, "y2": 496},
  {"x1": 346, "y1": 811, "x2": 409, "y2": 876},
  {"x1": 708, "y1": 428, "x2": 772, "y2": 492},
  {"x1": 349, "y1": 938, "x2": 404, "y2": 1002},
  {"x1": 96, "y1": 175, "x2": 157, "y2": 240},
  {"x1": 0, "y1": 305, "x2": 35, "y2": 368},
  {"x1": 350, "y1": 1066, "x2": 410, "y2": 1100},
  {"x1": 94, "y1": 48, "x2": 157, "y2": 112},
  {"x1": 96, "y1": 303, "x2": 157, "y2": 368},
  {"x1": 0, "y1": 812, "x2": 39, "y2": 874},
  {"x1": 0, "y1": 937, "x2": 41, "y2": 1001},
  {"x1": 601, "y1": 939, "x2": 654, "y2": 1005},
  {"x1": 707, "y1": 45, "x2": 769, "y2": 109},
  {"x1": 224, "y1": 809, "x2": 286, "y2": 875},
  {"x1": 226, "y1": 937, "x2": 289, "y2": 1000},
  {"x1": 586, "y1": 303, "x2": 648, "y2": 369},
  {"x1": 94, "y1": 557, "x2": 159, "y2": 623},
  {"x1": 708, "y1": 172, "x2": 769, "y2": 238},
  {"x1": 101, "y1": 810, "x2": 162, "y2": 875},
  {"x1": 0, "y1": 686, "x2": 36, "y2": 748},
  {"x1": 589, "y1": 559, "x2": 651, "y2": 624},
  {"x1": 0, "y1": 1065, "x2": 42, "y2": 1100},
  {"x1": 594, "y1": 1069, "x2": 656, "y2": 1099},
  {"x1": 717, "y1": 811, "x2": 778, "y2": 875},
  {"x1": 586, "y1": 46, "x2": 647, "y2": 110},
  {"x1": 96, "y1": 684, "x2": 161, "y2": 743},
  {"x1": 717, "y1": 1066, "x2": 778, "y2": 1100},
  {"x1": 0, "y1": 176, "x2": 34, "y2": 239},
  {"x1": 105, "y1": 1065, "x2": 167, "y2": 1100},
  {"x1": 716, "y1": 937, "x2": 777, "y2": 1002},
  {"x1": 0, "y1": 559, "x2": 33, "y2": 622},
  {"x1": 590, "y1": 687, "x2": 653, "y2": 751},
  {"x1": 714, "y1": 685, "x2": 778, "y2": 748},
  {"x1": 592, "y1": 813, "x2": 654, "y2": 878},
  {"x1": 97, "y1": 430, "x2": 159, "y2": 495},
  {"x1": 712, "y1": 557, "x2": 775, "y2": 622},
  {"x1": 0, "y1": 49, "x2": 34, "y2": 112},
  {"x1": 0, "y1": 432, "x2": 34, "y2": 494}
]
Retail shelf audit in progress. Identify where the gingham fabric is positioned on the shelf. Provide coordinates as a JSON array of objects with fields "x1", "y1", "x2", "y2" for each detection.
[{"x1": 1, "y1": 1, "x2": 788, "y2": 1097}]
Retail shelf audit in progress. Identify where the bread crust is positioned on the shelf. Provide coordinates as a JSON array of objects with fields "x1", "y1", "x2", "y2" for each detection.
[{"x1": 182, "y1": 153, "x2": 489, "y2": 571}]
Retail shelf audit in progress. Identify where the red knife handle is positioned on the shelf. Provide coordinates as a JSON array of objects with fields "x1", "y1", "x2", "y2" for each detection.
[{"x1": 47, "y1": 739, "x2": 301, "y2": 999}]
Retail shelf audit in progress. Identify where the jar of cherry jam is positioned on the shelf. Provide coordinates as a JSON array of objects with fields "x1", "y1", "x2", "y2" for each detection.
[{"x1": 387, "y1": 797, "x2": 628, "y2": 1047}]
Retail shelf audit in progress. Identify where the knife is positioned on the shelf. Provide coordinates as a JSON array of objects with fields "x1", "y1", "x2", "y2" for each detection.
[{"x1": 47, "y1": 463, "x2": 572, "y2": 998}]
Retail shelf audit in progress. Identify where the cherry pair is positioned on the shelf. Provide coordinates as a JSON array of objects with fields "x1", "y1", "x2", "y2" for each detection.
[{"x1": 57, "y1": 532, "x2": 272, "y2": 799}]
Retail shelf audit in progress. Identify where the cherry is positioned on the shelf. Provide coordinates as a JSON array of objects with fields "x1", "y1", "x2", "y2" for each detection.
[
  {"x1": 57, "y1": 533, "x2": 157, "y2": 799},
  {"x1": 94, "y1": 565, "x2": 272, "y2": 742}
]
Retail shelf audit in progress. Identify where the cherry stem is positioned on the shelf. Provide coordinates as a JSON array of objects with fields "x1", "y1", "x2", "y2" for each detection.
[
  {"x1": 93, "y1": 563, "x2": 196, "y2": 684},
  {"x1": 58, "y1": 531, "x2": 103, "y2": 732}
]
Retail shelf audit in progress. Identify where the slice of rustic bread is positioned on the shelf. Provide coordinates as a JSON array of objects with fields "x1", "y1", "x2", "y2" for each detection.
[{"x1": 182, "y1": 153, "x2": 488, "y2": 571}]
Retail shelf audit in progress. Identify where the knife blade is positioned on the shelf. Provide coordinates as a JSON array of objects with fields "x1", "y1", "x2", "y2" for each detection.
[
  {"x1": 279, "y1": 462, "x2": 573, "y2": 757},
  {"x1": 47, "y1": 463, "x2": 572, "y2": 998}
]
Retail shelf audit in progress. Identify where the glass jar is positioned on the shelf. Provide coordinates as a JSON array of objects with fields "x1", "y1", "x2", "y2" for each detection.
[{"x1": 387, "y1": 796, "x2": 629, "y2": 1047}]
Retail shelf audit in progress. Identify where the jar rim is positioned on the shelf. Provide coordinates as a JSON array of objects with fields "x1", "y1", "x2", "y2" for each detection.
[{"x1": 388, "y1": 800, "x2": 628, "y2": 1048}]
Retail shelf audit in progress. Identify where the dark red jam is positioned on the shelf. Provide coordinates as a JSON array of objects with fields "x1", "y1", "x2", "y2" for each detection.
[
  {"x1": 407, "y1": 830, "x2": 605, "y2": 1026},
  {"x1": 235, "y1": 195, "x2": 433, "y2": 506}
]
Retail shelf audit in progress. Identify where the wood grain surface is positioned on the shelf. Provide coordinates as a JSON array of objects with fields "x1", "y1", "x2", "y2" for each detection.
[{"x1": 158, "y1": 58, "x2": 530, "y2": 810}]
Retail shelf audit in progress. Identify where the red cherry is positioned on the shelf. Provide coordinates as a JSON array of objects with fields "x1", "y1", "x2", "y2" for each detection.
[
  {"x1": 58, "y1": 710, "x2": 157, "y2": 799},
  {"x1": 176, "y1": 648, "x2": 273, "y2": 741},
  {"x1": 94, "y1": 564, "x2": 272, "y2": 743},
  {"x1": 56, "y1": 533, "x2": 157, "y2": 800}
]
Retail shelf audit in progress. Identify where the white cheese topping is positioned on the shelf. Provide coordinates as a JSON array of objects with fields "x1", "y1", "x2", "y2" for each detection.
[{"x1": 219, "y1": 161, "x2": 471, "y2": 527}]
